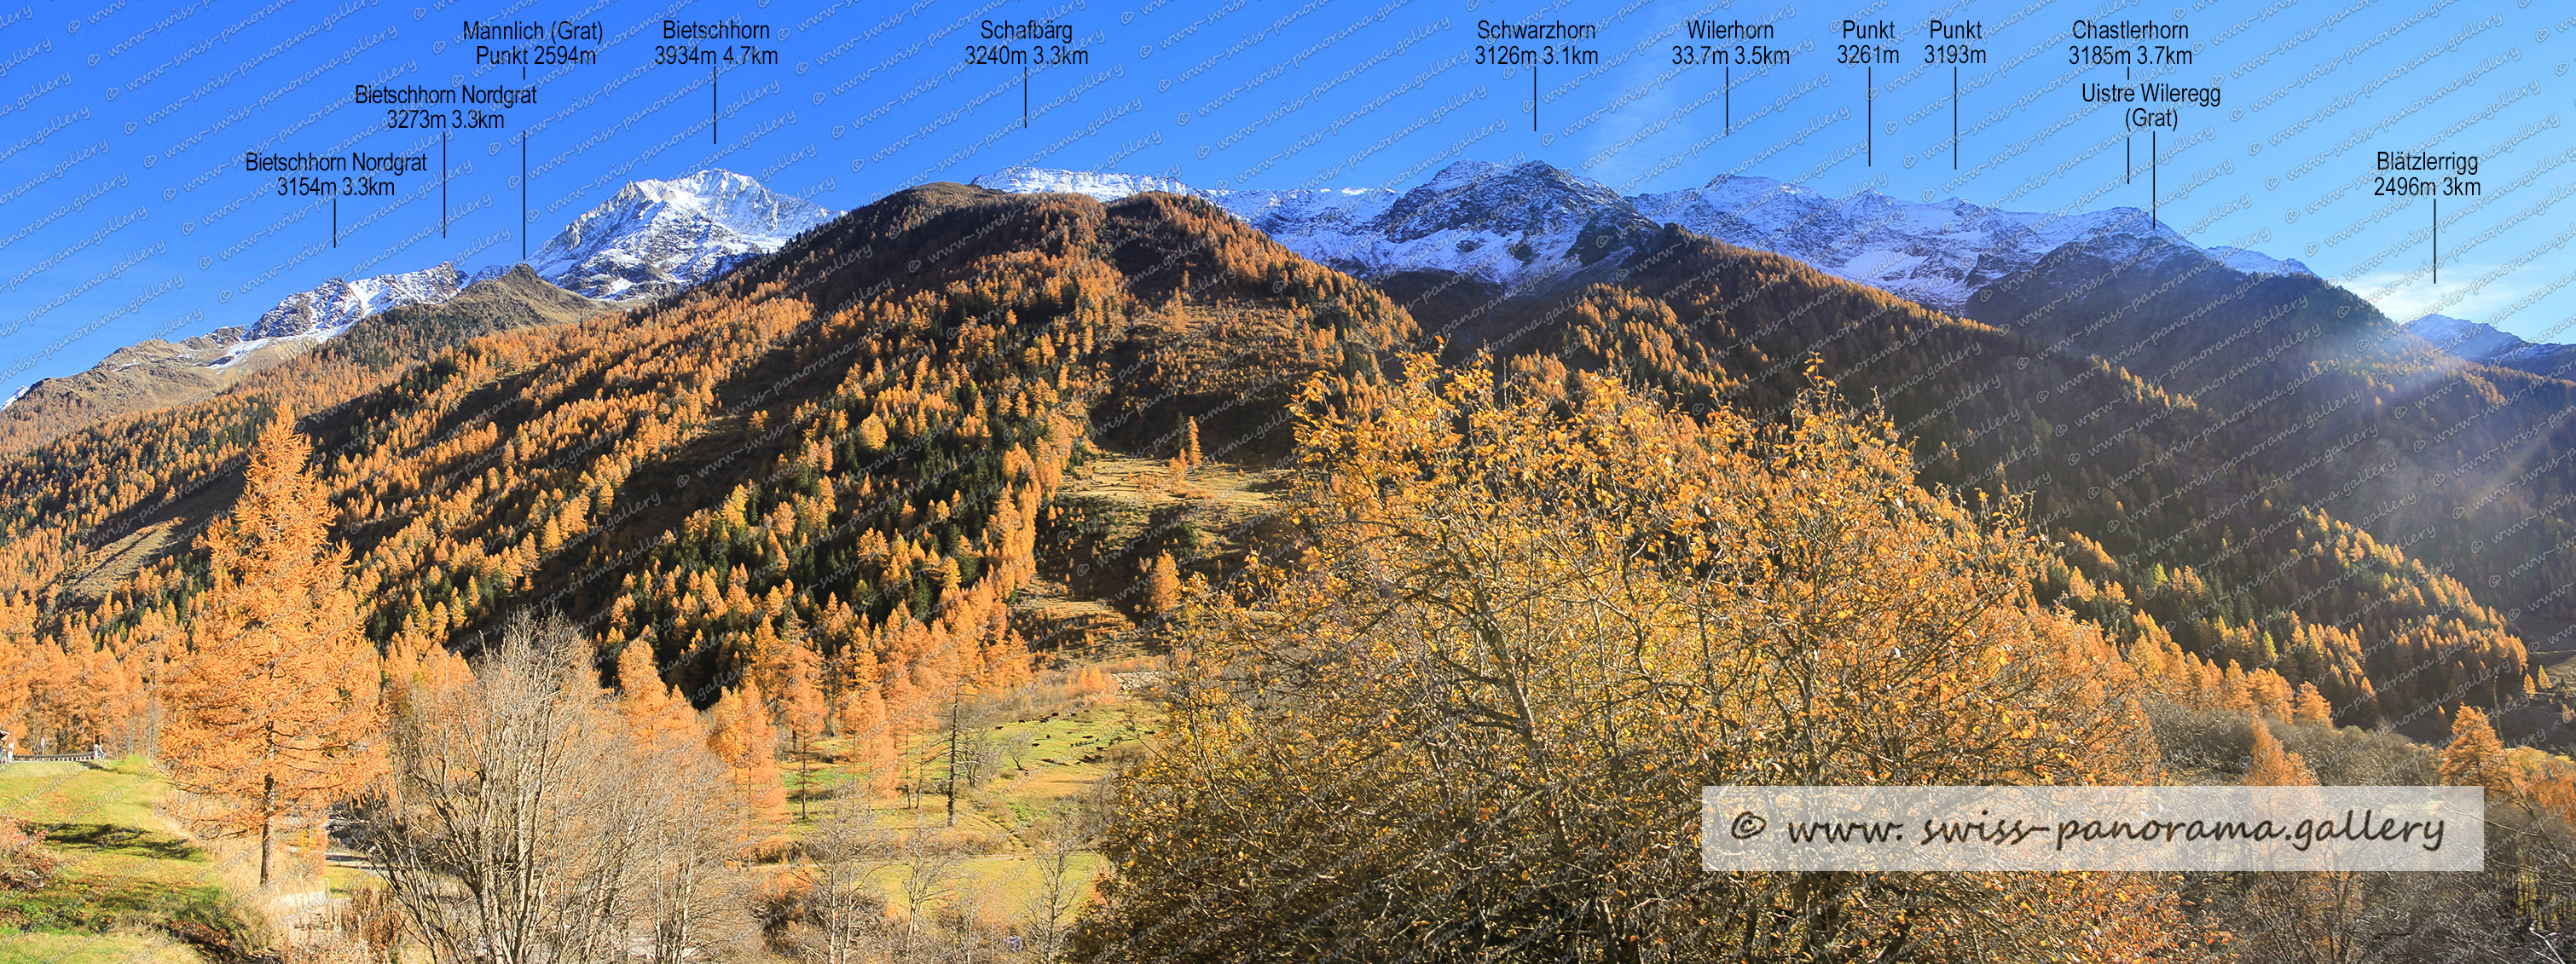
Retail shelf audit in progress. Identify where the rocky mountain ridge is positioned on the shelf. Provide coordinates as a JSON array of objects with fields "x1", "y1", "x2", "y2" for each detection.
[
  {"x1": 977, "y1": 162, "x2": 2315, "y2": 315},
  {"x1": 2407, "y1": 313, "x2": 2576, "y2": 379}
]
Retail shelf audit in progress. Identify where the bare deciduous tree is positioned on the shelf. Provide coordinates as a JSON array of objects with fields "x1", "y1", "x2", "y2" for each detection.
[
  {"x1": 791, "y1": 788, "x2": 900, "y2": 964},
  {"x1": 1021, "y1": 805, "x2": 1096, "y2": 962},
  {"x1": 358, "y1": 613, "x2": 744, "y2": 964},
  {"x1": 897, "y1": 833, "x2": 967, "y2": 958}
]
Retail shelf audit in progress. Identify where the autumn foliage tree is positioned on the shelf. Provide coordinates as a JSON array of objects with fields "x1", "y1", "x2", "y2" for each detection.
[
  {"x1": 158, "y1": 407, "x2": 382, "y2": 886},
  {"x1": 1143, "y1": 552, "x2": 1181, "y2": 616},
  {"x1": 1072, "y1": 356, "x2": 2193, "y2": 963},
  {"x1": 616, "y1": 636, "x2": 702, "y2": 752},
  {"x1": 2439, "y1": 706, "x2": 2510, "y2": 798},
  {"x1": 779, "y1": 643, "x2": 827, "y2": 817},
  {"x1": 707, "y1": 678, "x2": 787, "y2": 818},
  {"x1": 2244, "y1": 719, "x2": 2318, "y2": 788}
]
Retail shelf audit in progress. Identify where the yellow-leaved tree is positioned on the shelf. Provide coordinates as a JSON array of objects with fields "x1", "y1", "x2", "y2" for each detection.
[
  {"x1": 159, "y1": 407, "x2": 383, "y2": 886},
  {"x1": 2246, "y1": 718, "x2": 2318, "y2": 787},
  {"x1": 1071, "y1": 355, "x2": 2194, "y2": 963},
  {"x1": 2439, "y1": 706, "x2": 2511, "y2": 799},
  {"x1": 707, "y1": 678, "x2": 787, "y2": 819}
]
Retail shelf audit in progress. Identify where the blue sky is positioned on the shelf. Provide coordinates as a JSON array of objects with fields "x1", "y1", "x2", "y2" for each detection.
[{"x1": 0, "y1": 0, "x2": 2562, "y2": 401}]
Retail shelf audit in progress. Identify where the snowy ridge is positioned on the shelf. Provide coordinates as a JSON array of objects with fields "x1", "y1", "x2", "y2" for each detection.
[
  {"x1": 216, "y1": 171, "x2": 822, "y2": 367},
  {"x1": 2406, "y1": 313, "x2": 2576, "y2": 378},
  {"x1": 979, "y1": 161, "x2": 1653, "y2": 293},
  {"x1": 1234, "y1": 162, "x2": 1653, "y2": 292},
  {"x1": 247, "y1": 263, "x2": 466, "y2": 343},
  {"x1": 2408, "y1": 314, "x2": 2528, "y2": 361},
  {"x1": 2205, "y1": 245, "x2": 2314, "y2": 277},
  {"x1": 1631, "y1": 176, "x2": 2208, "y2": 314},
  {"x1": 978, "y1": 164, "x2": 2320, "y2": 313},
  {"x1": 972, "y1": 168, "x2": 1211, "y2": 202},
  {"x1": 1217, "y1": 185, "x2": 1404, "y2": 239},
  {"x1": 532, "y1": 170, "x2": 838, "y2": 300}
]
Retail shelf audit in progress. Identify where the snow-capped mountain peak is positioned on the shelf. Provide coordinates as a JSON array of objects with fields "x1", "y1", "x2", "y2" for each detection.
[
  {"x1": 1376, "y1": 160, "x2": 1634, "y2": 245},
  {"x1": 226, "y1": 170, "x2": 824, "y2": 362},
  {"x1": 970, "y1": 161, "x2": 1658, "y2": 293},
  {"x1": 2405, "y1": 313, "x2": 2576, "y2": 378},
  {"x1": 1271, "y1": 160, "x2": 1656, "y2": 292},
  {"x1": 533, "y1": 169, "x2": 838, "y2": 300},
  {"x1": 1630, "y1": 176, "x2": 2216, "y2": 314}
]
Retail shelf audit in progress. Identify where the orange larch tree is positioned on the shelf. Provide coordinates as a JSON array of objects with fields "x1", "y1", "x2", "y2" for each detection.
[
  {"x1": 779, "y1": 642, "x2": 827, "y2": 817},
  {"x1": 617, "y1": 635, "x2": 702, "y2": 753},
  {"x1": 158, "y1": 407, "x2": 384, "y2": 886},
  {"x1": 2439, "y1": 705, "x2": 2511, "y2": 799},
  {"x1": 2246, "y1": 719, "x2": 2318, "y2": 787},
  {"x1": 1143, "y1": 552, "x2": 1181, "y2": 617},
  {"x1": 705, "y1": 678, "x2": 787, "y2": 818}
]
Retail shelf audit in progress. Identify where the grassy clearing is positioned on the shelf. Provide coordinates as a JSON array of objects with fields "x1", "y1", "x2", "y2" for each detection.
[
  {"x1": 773, "y1": 672, "x2": 1161, "y2": 919},
  {"x1": 0, "y1": 756, "x2": 258, "y2": 963},
  {"x1": 0, "y1": 929, "x2": 200, "y2": 964}
]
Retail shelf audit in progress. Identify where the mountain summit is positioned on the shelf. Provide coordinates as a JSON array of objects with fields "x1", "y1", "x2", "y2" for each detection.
[
  {"x1": 532, "y1": 169, "x2": 838, "y2": 300},
  {"x1": 0, "y1": 169, "x2": 825, "y2": 448}
]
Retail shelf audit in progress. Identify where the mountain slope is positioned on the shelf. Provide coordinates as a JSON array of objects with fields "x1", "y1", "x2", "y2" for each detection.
[
  {"x1": 0, "y1": 165, "x2": 2557, "y2": 766},
  {"x1": 1416, "y1": 222, "x2": 2534, "y2": 731},
  {"x1": 1966, "y1": 228, "x2": 2576, "y2": 661},
  {"x1": 0, "y1": 267, "x2": 605, "y2": 453},
  {"x1": 0, "y1": 331, "x2": 256, "y2": 451},
  {"x1": 249, "y1": 265, "x2": 613, "y2": 381},
  {"x1": 0, "y1": 263, "x2": 474, "y2": 453},
  {"x1": 0, "y1": 182, "x2": 1413, "y2": 749}
]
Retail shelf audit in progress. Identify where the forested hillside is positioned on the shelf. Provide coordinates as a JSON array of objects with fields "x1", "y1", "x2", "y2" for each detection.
[
  {"x1": 1972, "y1": 234, "x2": 2576, "y2": 671},
  {"x1": 1433, "y1": 224, "x2": 2544, "y2": 736}
]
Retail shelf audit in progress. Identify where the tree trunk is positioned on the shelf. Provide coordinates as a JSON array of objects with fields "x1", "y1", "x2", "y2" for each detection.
[
  {"x1": 259, "y1": 772, "x2": 275, "y2": 886},
  {"x1": 945, "y1": 699, "x2": 959, "y2": 827}
]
